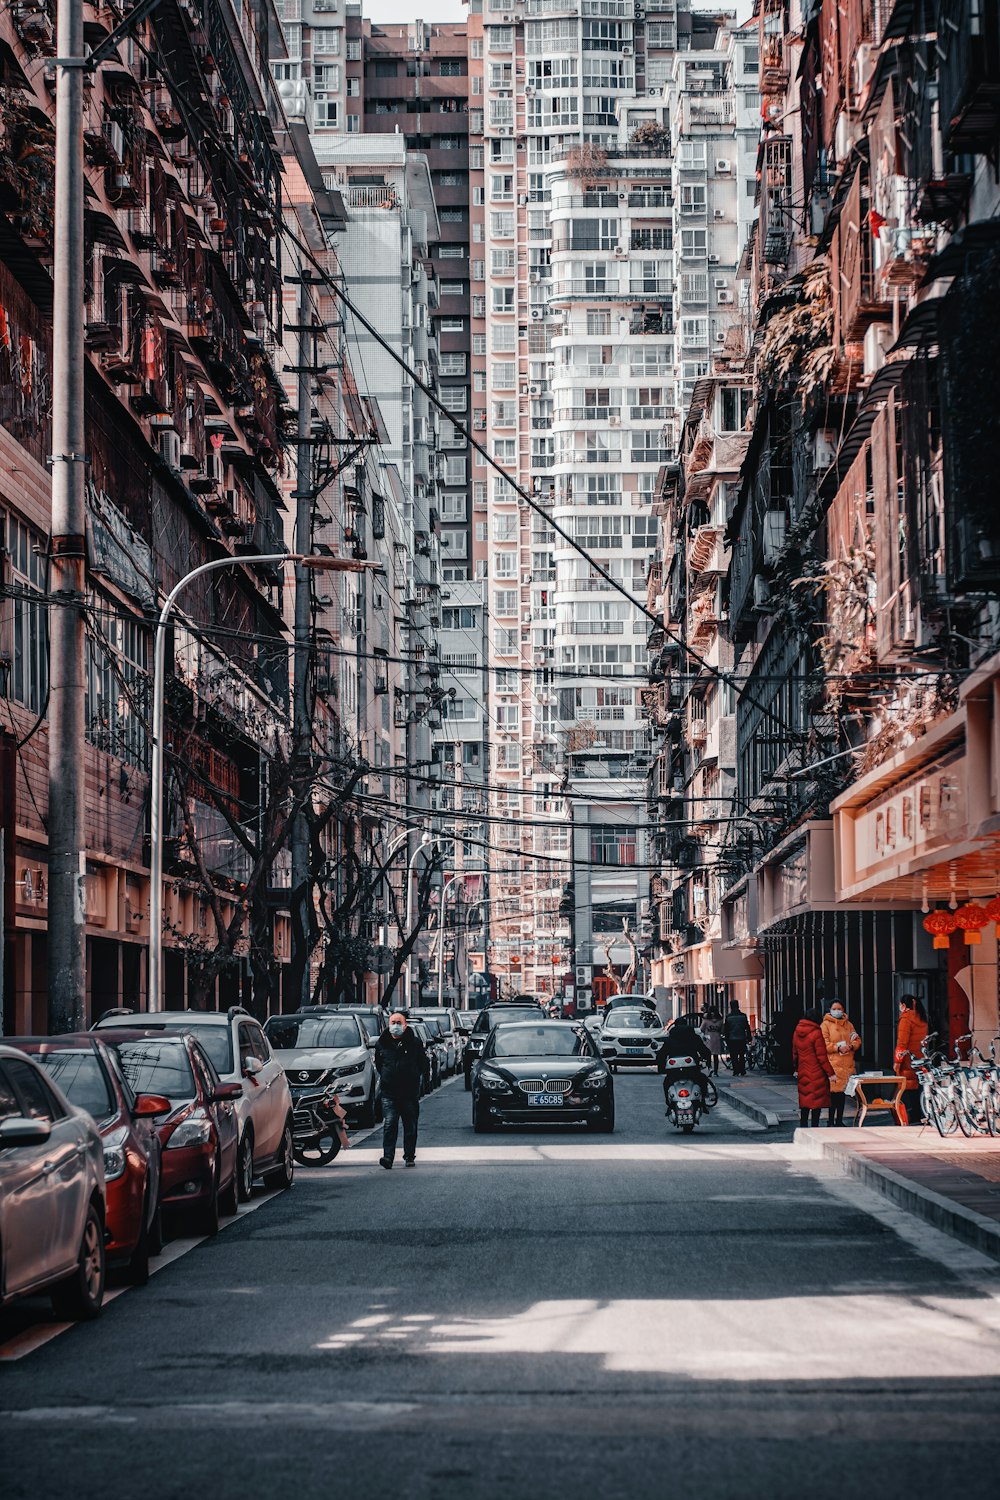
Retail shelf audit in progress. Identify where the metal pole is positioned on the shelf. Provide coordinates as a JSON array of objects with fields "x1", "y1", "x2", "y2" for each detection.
[
  {"x1": 148, "y1": 554, "x2": 294, "y2": 1012},
  {"x1": 47, "y1": 0, "x2": 87, "y2": 1033},
  {"x1": 437, "y1": 875, "x2": 457, "y2": 1009},
  {"x1": 404, "y1": 832, "x2": 431, "y2": 1007},
  {"x1": 290, "y1": 279, "x2": 314, "y2": 1009}
]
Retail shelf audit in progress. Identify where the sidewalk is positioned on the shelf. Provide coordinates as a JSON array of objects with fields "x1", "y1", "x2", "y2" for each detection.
[
  {"x1": 797, "y1": 1126, "x2": 1000, "y2": 1260},
  {"x1": 715, "y1": 1072, "x2": 800, "y2": 1128}
]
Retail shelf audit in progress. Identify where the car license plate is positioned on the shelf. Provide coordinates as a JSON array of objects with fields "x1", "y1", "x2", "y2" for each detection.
[
  {"x1": 625, "y1": 1047, "x2": 646, "y2": 1055},
  {"x1": 528, "y1": 1092, "x2": 563, "y2": 1106}
]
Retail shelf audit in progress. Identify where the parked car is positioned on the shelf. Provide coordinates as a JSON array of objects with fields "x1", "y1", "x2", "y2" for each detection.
[
  {"x1": 11, "y1": 1035, "x2": 166, "y2": 1285},
  {"x1": 409, "y1": 1011, "x2": 458, "y2": 1076},
  {"x1": 599, "y1": 1006, "x2": 668, "y2": 1071},
  {"x1": 98, "y1": 1031, "x2": 240, "y2": 1236},
  {"x1": 306, "y1": 1005, "x2": 388, "y2": 1045},
  {"x1": 463, "y1": 1000, "x2": 546, "y2": 1089},
  {"x1": 263, "y1": 1010, "x2": 382, "y2": 1128},
  {"x1": 471, "y1": 1020, "x2": 614, "y2": 1134},
  {"x1": 94, "y1": 1006, "x2": 293, "y2": 1203},
  {"x1": 410, "y1": 1021, "x2": 445, "y2": 1092},
  {"x1": 0, "y1": 1044, "x2": 106, "y2": 1319}
]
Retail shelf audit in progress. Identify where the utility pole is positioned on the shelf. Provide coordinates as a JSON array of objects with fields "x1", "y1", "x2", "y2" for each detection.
[
  {"x1": 47, "y1": 0, "x2": 88, "y2": 1032},
  {"x1": 289, "y1": 276, "x2": 315, "y2": 1010}
]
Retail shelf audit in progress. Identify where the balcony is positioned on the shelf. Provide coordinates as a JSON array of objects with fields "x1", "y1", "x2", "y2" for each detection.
[
  {"x1": 687, "y1": 522, "x2": 724, "y2": 575},
  {"x1": 938, "y1": 0, "x2": 1000, "y2": 153}
]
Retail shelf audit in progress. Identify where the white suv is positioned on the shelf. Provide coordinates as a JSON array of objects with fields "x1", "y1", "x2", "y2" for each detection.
[
  {"x1": 263, "y1": 1009, "x2": 382, "y2": 1126},
  {"x1": 94, "y1": 1007, "x2": 294, "y2": 1201}
]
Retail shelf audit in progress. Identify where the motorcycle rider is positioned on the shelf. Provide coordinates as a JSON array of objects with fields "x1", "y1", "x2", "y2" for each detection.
[{"x1": 660, "y1": 1014, "x2": 714, "y2": 1109}]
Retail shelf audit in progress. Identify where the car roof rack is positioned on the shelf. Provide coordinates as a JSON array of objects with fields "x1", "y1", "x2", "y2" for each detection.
[
  {"x1": 98, "y1": 1006, "x2": 136, "y2": 1019},
  {"x1": 227, "y1": 1005, "x2": 253, "y2": 1020}
]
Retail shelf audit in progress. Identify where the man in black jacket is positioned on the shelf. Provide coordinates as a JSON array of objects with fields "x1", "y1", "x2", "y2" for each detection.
[
  {"x1": 374, "y1": 1011, "x2": 429, "y2": 1169},
  {"x1": 723, "y1": 999, "x2": 752, "y2": 1076}
]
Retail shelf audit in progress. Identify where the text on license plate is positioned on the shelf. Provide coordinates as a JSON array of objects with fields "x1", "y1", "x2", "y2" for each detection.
[
  {"x1": 528, "y1": 1092, "x2": 564, "y2": 1106},
  {"x1": 625, "y1": 1047, "x2": 646, "y2": 1054}
]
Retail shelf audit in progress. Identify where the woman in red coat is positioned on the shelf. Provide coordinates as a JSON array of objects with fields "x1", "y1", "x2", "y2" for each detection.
[{"x1": 792, "y1": 1005, "x2": 836, "y2": 1127}]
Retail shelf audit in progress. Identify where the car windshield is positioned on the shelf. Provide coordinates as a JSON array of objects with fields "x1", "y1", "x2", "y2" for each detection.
[
  {"x1": 34, "y1": 1051, "x2": 114, "y2": 1120},
  {"x1": 609, "y1": 1010, "x2": 661, "y2": 1030},
  {"x1": 115, "y1": 1041, "x2": 196, "y2": 1102},
  {"x1": 476, "y1": 1007, "x2": 540, "y2": 1033},
  {"x1": 111, "y1": 1017, "x2": 234, "y2": 1074},
  {"x1": 492, "y1": 1024, "x2": 591, "y2": 1059},
  {"x1": 264, "y1": 1017, "x2": 361, "y2": 1050},
  {"x1": 419, "y1": 1017, "x2": 446, "y2": 1036}
]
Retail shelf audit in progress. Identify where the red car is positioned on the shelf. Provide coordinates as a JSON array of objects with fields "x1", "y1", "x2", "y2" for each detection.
[
  {"x1": 98, "y1": 1030, "x2": 240, "y2": 1237},
  {"x1": 11, "y1": 1035, "x2": 169, "y2": 1285}
]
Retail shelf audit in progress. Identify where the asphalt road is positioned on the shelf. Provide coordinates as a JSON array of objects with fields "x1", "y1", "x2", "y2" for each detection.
[{"x1": 4, "y1": 1070, "x2": 1000, "y2": 1500}]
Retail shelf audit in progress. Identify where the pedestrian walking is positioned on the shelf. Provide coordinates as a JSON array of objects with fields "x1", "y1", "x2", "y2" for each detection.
[
  {"x1": 723, "y1": 999, "x2": 752, "y2": 1076},
  {"x1": 792, "y1": 1006, "x2": 836, "y2": 1128},
  {"x1": 821, "y1": 999, "x2": 861, "y2": 1126},
  {"x1": 699, "y1": 1007, "x2": 723, "y2": 1075},
  {"x1": 894, "y1": 993, "x2": 928, "y2": 1125},
  {"x1": 374, "y1": 1011, "x2": 430, "y2": 1169}
]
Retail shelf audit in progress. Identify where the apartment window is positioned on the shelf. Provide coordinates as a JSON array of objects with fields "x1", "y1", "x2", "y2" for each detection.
[
  {"x1": 441, "y1": 317, "x2": 466, "y2": 332},
  {"x1": 490, "y1": 173, "x2": 515, "y2": 202},
  {"x1": 438, "y1": 136, "x2": 463, "y2": 150},
  {"x1": 314, "y1": 61, "x2": 340, "y2": 90},
  {"x1": 495, "y1": 668, "x2": 518, "y2": 694},
  {"x1": 586, "y1": 310, "x2": 611, "y2": 335},
  {"x1": 439, "y1": 210, "x2": 466, "y2": 226},
  {"x1": 492, "y1": 362, "x2": 516, "y2": 389},
  {"x1": 441, "y1": 281, "x2": 465, "y2": 297},
  {"x1": 590, "y1": 826, "x2": 637, "y2": 866},
  {"x1": 441, "y1": 386, "x2": 468, "y2": 412},
  {"x1": 471, "y1": 37, "x2": 483, "y2": 58},
  {"x1": 315, "y1": 28, "x2": 341, "y2": 53},
  {"x1": 569, "y1": 218, "x2": 619, "y2": 251},
  {"x1": 720, "y1": 386, "x2": 752, "y2": 432},
  {"x1": 346, "y1": 77, "x2": 360, "y2": 96},
  {"x1": 6, "y1": 512, "x2": 48, "y2": 713},
  {"x1": 472, "y1": 295, "x2": 487, "y2": 318},
  {"x1": 496, "y1": 704, "x2": 520, "y2": 729},
  {"x1": 493, "y1": 628, "x2": 518, "y2": 657},
  {"x1": 492, "y1": 286, "x2": 515, "y2": 312},
  {"x1": 489, "y1": 62, "x2": 513, "y2": 88},
  {"x1": 472, "y1": 185, "x2": 486, "y2": 206},
  {"x1": 680, "y1": 228, "x2": 708, "y2": 257},
  {"x1": 581, "y1": 20, "x2": 629, "y2": 50},
  {"x1": 493, "y1": 400, "x2": 517, "y2": 426},
  {"x1": 681, "y1": 316, "x2": 709, "y2": 347},
  {"x1": 284, "y1": 23, "x2": 301, "y2": 53},
  {"x1": 491, "y1": 323, "x2": 516, "y2": 352},
  {"x1": 681, "y1": 272, "x2": 708, "y2": 303},
  {"x1": 86, "y1": 606, "x2": 148, "y2": 766},
  {"x1": 494, "y1": 589, "x2": 518, "y2": 616},
  {"x1": 472, "y1": 74, "x2": 483, "y2": 95},
  {"x1": 683, "y1": 360, "x2": 710, "y2": 383},
  {"x1": 490, "y1": 137, "x2": 515, "y2": 163},
  {"x1": 444, "y1": 456, "x2": 467, "y2": 485},
  {"x1": 441, "y1": 528, "x2": 468, "y2": 557},
  {"x1": 494, "y1": 551, "x2": 517, "y2": 578},
  {"x1": 646, "y1": 20, "x2": 676, "y2": 47},
  {"x1": 493, "y1": 438, "x2": 516, "y2": 464},
  {"x1": 346, "y1": 39, "x2": 361, "y2": 60},
  {"x1": 440, "y1": 352, "x2": 467, "y2": 375},
  {"x1": 491, "y1": 212, "x2": 515, "y2": 238},
  {"x1": 314, "y1": 99, "x2": 339, "y2": 126},
  {"x1": 474, "y1": 481, "x2": 487, "y2": 508},
  {"x1": 472, "y1": 334, "x2": 487, "y2": 356},
  {"x1": 496, "y1": 741, "x2": 521, "y2": 769},
  {"x1": 439, "y1": 244, "x2": 466, "y2": 258},
  {"x1": 487, "y1": 26, "x2": 513, "y2": 52},
  {"x1": 443, "y1": 697, "x2": 477, "y2": 721},
  {"x1": 346, "y1": 114, "x2": 360, "y2": 132},
  {"x1": 444, "y1": 607, "x2": 478, "y2": 630},
  {"x1": 439, "y1": 59, "x2": 463, "y2": 76},
  {"x1": 680, "y1": 183, "x2": 707, "y2": 215},
  {"x1": 473, "y1": 259, "x2": 485, "y2": 280},
  {"x1": 440, "y1": 173, "x2": 461, "y2": 187},
  {"x1": 492, "y1": 512, "x2": 517, "y2": 541},
  {"x1": 679, "y1": 139, "x2": 707, "y2": 170},
  {"x1": 470, "y1": 109, "x2": 484, "y2": 133}
]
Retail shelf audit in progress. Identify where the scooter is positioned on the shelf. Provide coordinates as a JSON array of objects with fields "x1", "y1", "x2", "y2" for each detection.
[
  {"x1": 663, "y1": 1055, "x2": 716, "y2": 1134},
  {"x1": 291, "y1": 1085, "x2": 350, "y2": 1166}
]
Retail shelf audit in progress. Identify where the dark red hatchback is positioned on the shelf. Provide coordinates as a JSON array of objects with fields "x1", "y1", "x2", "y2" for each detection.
[
  {"x1": 98, "y1": 1030, "x2": 240, "y2": 1237},
  {"x1": 11, "y1": 1035, "x2": 168, "y2": 1285}
]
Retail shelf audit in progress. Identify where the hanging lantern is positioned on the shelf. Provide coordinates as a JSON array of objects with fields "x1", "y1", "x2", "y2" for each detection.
[
  {"x1": 956, "y1": 902, "x2": 990, "y2": 945},
  {"x1": 923, "y1": 909, "x2": 958, "y2": 950},
  {"x1": 984, "y1": 896, "x2": 1000, "y2": 925}
]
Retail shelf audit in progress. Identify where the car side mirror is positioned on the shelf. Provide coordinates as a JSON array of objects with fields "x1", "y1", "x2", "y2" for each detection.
[
  {"x1": 243, "y1": 1055, "x2": 263, "y2": 1078},
  {"x1": 0, "y1": 1115, "x2": 51, "y2": 1148},
  {"x1": 213, "y1": 1082, "x2": 244, "y2": 1102},
  {"x1": 133, "y1": 1093, "x2": 172, "y2": 1117}
]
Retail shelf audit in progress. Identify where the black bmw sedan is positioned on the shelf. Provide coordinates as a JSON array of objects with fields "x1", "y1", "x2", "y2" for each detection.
[{"x1": 471, "y1": 1020, "x2": 614, "y2": 1133}]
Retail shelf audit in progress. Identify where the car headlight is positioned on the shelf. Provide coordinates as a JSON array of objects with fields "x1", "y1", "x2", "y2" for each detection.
[
  {"x1": 476, "y1": 1069, "x2": 509, "y2": 1092},
  {"x1": 582, "y1": 1071, "x2": 609, "y2": 1089},
  {"x1": 103, "y1": 1124, "x2": 129, "y2": 1181},
  {"x1": 333, "y1": 1060, "x2": 366, "y2": 1078},
  {"x1": 165, "y1": 1112, "x2": 213, "y2": 1149}
]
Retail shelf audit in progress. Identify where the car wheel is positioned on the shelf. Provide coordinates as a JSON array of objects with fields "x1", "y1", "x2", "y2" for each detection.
[
  {"x1": 237, "y1": 1130, "x2": 255, "y2": 1203},
  {"x1": 472, "y1": 1100, "x2": 493, "y2": 1134},
  {"x1": 263, "y1": 1119, "x2": 295, "y2": 1191},
  {"x1": 125, "y1": 1187, "x2": 153, "y2": 1286},
  {"x1": 52, "y1": 1203, "x2": 105, "y2": 1320},
  {"x1": 195, "y1": 1162, "x2": 221, "y2": 1238},
  {"x1": 147, "y1": 1197, "x2": 164, "y2": 1258},
  {"x1": 219, "y1": 1162, "x2": 239, "y2": 1218}
]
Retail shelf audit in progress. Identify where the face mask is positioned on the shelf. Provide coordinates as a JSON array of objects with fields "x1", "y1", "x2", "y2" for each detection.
[
  {"x1": 389, "y1": 1023, "x2": 405, "y2": 1038},
  {"x1": 831, "y1": 1008, "x2": 844, "y2": 1019}
]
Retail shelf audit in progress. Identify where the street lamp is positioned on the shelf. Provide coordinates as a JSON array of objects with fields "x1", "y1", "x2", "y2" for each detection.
[
  {"x1": 404, "y1": 831, "x2": 434, "y2": 1007},
  {"x1": 436, "y1": 874, "x2": 460, "y2": 1008},
  {"x1": 148, "y1": 550, "x2": 371, "y2": 1013}
]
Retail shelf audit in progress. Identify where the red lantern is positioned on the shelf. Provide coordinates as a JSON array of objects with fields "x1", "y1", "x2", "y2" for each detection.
[
  {"x1": 956, "y1": 902, "x2": 990, "y2": 946},
  {"x1": 984, "y1": 896, "x2": 1000, "y2": 925},
  {"x1": 923, "y1": 909, "x2": 958, "y2": 950}
]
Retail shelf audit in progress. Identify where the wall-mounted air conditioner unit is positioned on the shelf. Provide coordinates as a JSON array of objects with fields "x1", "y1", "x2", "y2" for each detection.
[
  {"x1": 708, "y1": 254, "x2": 720, "y2": 264},
  {"x1": 716, "y1": 289, "x2": 733, "y2": 304},
  {"x1": 160, "y1": 430, "x2": 182, "y2": 470},
  {"x1": 715, "y1": 158, "x2": 731, "y2": 173},
  {"x1": 713, "y1": 208, "x2": 726, "y2": 219}
]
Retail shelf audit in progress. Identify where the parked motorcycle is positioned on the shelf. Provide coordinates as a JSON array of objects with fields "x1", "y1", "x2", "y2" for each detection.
[
  {"x1": 662, "y1": 1055, "x2": 716, "y2": 1134},
  {"x1": 291, "y1": 1085, "x2": 349, "y2": 1166}
]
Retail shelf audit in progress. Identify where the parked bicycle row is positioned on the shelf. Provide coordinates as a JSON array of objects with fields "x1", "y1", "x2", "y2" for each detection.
[{"x1": 913, "y1": 1033, "x2": 1000, "y2": 1138}]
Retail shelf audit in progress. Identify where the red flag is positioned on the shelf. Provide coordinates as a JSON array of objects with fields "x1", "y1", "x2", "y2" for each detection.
[{"x1": 869, "y1": 208, "x2": 888, "y2": 238}]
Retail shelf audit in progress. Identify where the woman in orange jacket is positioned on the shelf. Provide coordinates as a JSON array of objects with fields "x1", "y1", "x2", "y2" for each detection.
[
  {"x1": 821, "y1": 1000, "x2": 862, "y2": 1126},
  {"x1": 895, "y1": 994, "x2": 928, "y2": 1124}
]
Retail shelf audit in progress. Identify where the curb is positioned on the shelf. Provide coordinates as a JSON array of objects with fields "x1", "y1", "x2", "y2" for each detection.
[
  {"x1": 715, "y1": 1083, "x2": 781, "y2": 1130},
  {"x1": 796, "y1": 1130, "x2": 1000, "y2": 1261}
]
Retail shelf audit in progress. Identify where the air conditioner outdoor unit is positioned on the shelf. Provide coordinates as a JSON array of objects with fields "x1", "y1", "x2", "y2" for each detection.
[
  {"x1": 752, "y1": 574, "x2": 771, "y2": 610},
  {"x1": 525, "y1": 85, "x2": 535, "y2": 96},
  {"x1": 708, "y1": 254, "x2": 720, "y2": 264},
  {"x1": 622, "y1": 45, "x2": 633, "y2": 55},
  {"x1": 160, "y1": 430, "x2": 182, "y2": 470},
  {"x1": 614, "y1": 246, "x2": 628, "y2": 258},
  {"x1": 713, "y1": 208, "x2": 726, "y2": 219},
  {"x1": 531, "y1": 308, "x2": 543, "y2": 319},
  {"x1": 716, "y1": 289, "x2": 733, "y2": 304},
  {"x1": 713, "y1": 276, "x2": 728, "y2": 288},
  {"x1": 529, "y1": 383, "x2": 540, "y2": 395},
  {"x1": 715, "y1": 158, "x2": 731, "y2": 173}
]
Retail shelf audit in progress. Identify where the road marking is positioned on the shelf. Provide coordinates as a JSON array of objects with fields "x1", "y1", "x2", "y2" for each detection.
[{"x1": 0, "y1": 1189, "x2": 279, "y2": 1364}]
